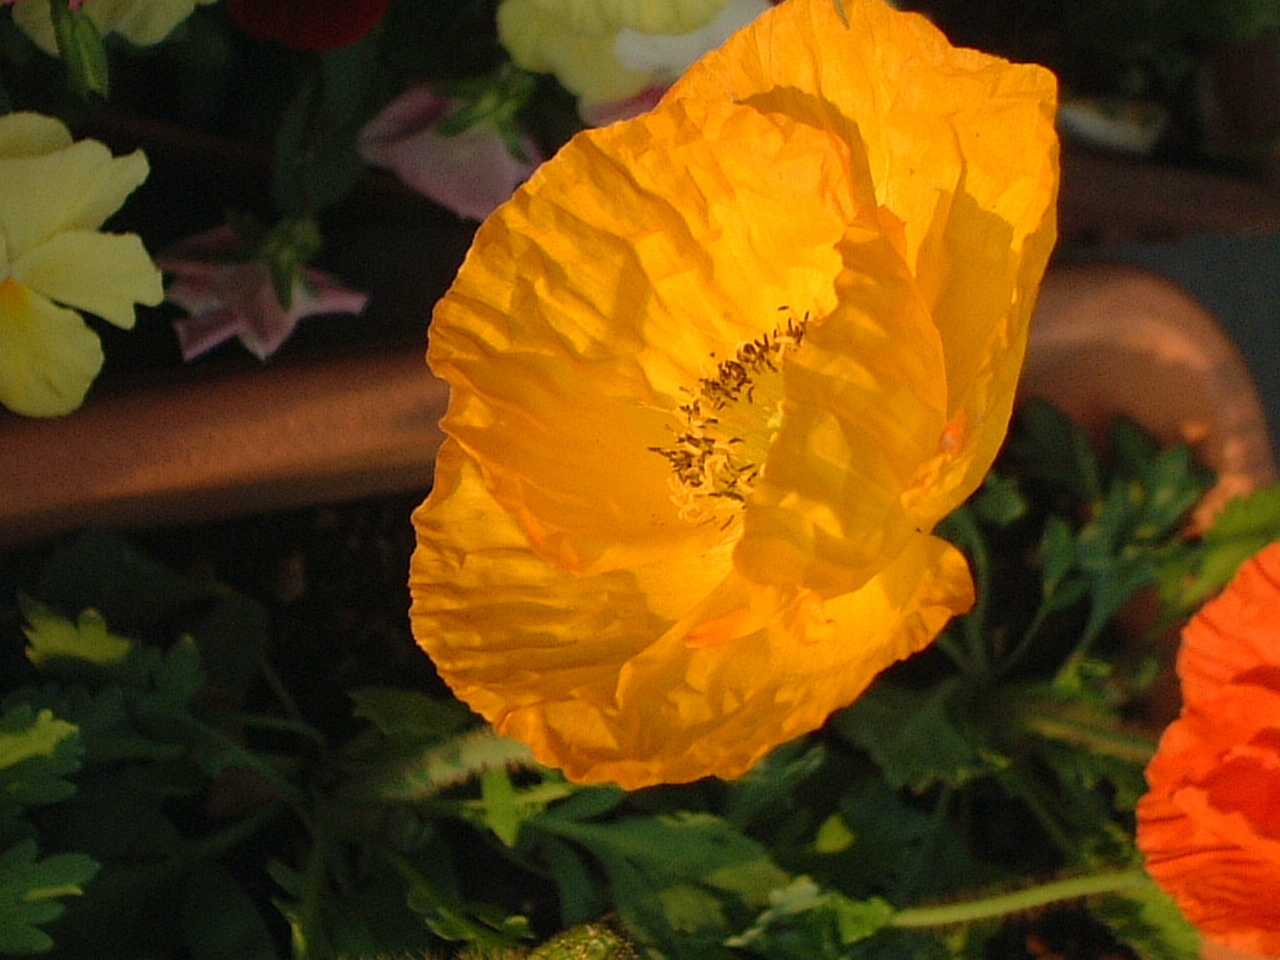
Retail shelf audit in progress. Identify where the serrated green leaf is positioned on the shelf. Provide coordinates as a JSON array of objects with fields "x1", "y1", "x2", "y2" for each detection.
[
  {"x1": 727, "y1": 876, "x2": 894, "y2": 958},
  {"x1": 1171, "y1": 484, "x2": 1280, "y2": 611},
  {"x1": 0, "y1": 839, "x2": 98, "y2": 954},
  {"x1": 0, "y1": 705, "x2": 81, "y2": 809},
  {"x1": 20, "y1": 597, "x2": 134, "y2": 669},
  {"x1": 1093, "y1": 875, "x2": 1199, "y2": 960},
  {"x1": 350, "y1": 687, "x2": 472, "y2": 745},
  {"x1": 531, "y1": 810, "x2": 788, "y2": 950},
  {"x1": 831, "y1": 679, "x2": 998, "y2": 792},
  {"x1": 723, "y1": 740, "x2": 825, "y2": 831}
]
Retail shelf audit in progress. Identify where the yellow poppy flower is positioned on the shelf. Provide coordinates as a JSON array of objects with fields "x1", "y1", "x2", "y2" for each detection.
[
  {"x1": 411, "y1": 0, "x2": 1059, "y2": 788},
  {"x1": 11, "y1": 0, "x2": 218, "y2": 54},
  {"x1": 0, "y1": 112, "x2": 162, "y2": 417}
]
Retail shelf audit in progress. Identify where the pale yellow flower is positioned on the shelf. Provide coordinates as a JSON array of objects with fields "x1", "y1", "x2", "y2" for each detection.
[
  {"x1": 0, "y1": 112, "x2": 162, "y2": 416},
  {"x1": 411, "y1": 0, "x2": 1059, "y2": 788},
  {"x1": 11, "y1": 0, "x2": 217, "y2": 54},
  {"x1": 498, "y1": 0, "x2": 765, "y2": 108}
]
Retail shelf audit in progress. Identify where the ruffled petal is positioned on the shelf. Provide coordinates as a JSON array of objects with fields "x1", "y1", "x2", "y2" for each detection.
[
  {"x1": 735, "y1": 219, "x2": 948, "y2": 598},
  {"x1": 411, "y1": 439, "x2": 973, "y2": 787},
  {"x1": 432, "y1": 95, "x2": 866, "y2": 575},
  {"x1": 668, "y1": 0, "x2": 1057, "y2": 269},
  {"x1": 0, "y1": 138, "x2": 150, "y2": 260},
  {"x1": 1178, "y1": 542, "x2": 1280, "y2": 707},
  {"x1": 0, "y1": 279, "x2": 102, "y2": 417},
  {"x1": 1138, "y1": 681, "x2": 1280, "y2": 956},
  {"x1": 16, "y1": 230, "x2": 163, "y2": 328}
]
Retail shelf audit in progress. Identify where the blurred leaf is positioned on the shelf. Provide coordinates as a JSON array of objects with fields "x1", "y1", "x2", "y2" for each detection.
[
  {"x1": 50, "y1": 0, "x2": 108, "y2": 98},
  {"x1": 152, "y1": 637, "x2": 206, "y2": 711},
  {"x1": 1093, "y1": 874, "x2": 1199, "y2": 960},
  {"x1": 181, "y1": 864, "x2": 278, "y2": 960},
  {"x1": 831, "y1": 679, "x2": 1001, "y2": 793},
  {"x1": 0, "y1": 839, "x2": 97, "y2": 955},
  {"x1": 20, "y1": 599, "x2": 133, "y2": 669},
  {"x1": 727, "y1": 876, "x2": 894, "y2": 959},
  {"x1": 1164, "y1": 483, "x2": 1280, "y2": 613},
  {"x1": 723, "y1": 740, "x2": 825, "y2": 831},
  {"x1": 1007, "y1": 400, "x2": 1101, "y2": 502},
  {"x1": 0, "y1": 705, "x2": 80, "y2": 809},
  {"x1": 531, "y1": 809, "x2": 788, "y2": 951},
  {"x1": 479, "y1": 767, "x2": 520, "y2": 847},
  {"x1": 349, "y1": 687, "x2": 472, "y2": 745},
  {"x1": 972, "y1": 473, "x2": 1027, "y2": 527}
]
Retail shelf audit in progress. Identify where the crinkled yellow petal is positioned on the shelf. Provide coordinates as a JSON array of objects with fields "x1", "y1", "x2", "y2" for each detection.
[
  {"x1": 668, "y1": 0, "x2": 1058, "y2": 273},
  {"x1": 12, "y1": 0, "x2": 217, "y2": 55},
  {"x1": 669, "y1": 0, "x2": 1058, "y2": 526},
  {"x1": 529, "y1": 0, "x2": 728, "y2": 37},
  {"x1": 15, "y1": 231, "x2": 164, "y2": 329},
  {"x1": 411, "y1": 439, "x2": 973, "y2": 787},
  {"x1": 0, "y1": 140, "x2": 150, "y2": 261},
  {"x1": 498, "y1": 0, "x2": 653, "y2": 102},
  {"x1": 0, "y1": 112, "x2": 73, "y2": 157},
  {"x1": 432, "y1": 95, "x2": 866, "y2": 575},
  {"x1": 0, "y1": 278, "x2": 102, "y2": 417},
  {"x1": 734, "y1": 219, "x2": 947, "y2": 598}
]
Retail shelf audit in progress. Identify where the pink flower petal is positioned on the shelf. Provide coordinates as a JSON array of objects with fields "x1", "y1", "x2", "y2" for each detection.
[
  {"x1": 158, "y1": 226, "x2": 368, "y2": 361},
  {"x1": 359, "y1": 86, "x2": 544, "y2": 221}
]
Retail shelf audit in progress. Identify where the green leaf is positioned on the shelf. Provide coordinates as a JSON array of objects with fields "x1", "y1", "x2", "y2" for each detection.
[
  {"x1": 0, "y1": 839, "x2": 98, "y2": 954},
  {"x1": 1008, "y1": 399, "x2": 1101, "y2": 502},
  {"x1": 727, "y1": 876, "x2": 894, "y2": 958},
  {"x1": 0, "y1": 705, "x2": 81, "y2": 808},
  {"x1": 723, "y1": 740, "x2": 825, "y2": 831},
  {"x1": 971, "y1": 472, "x2": 1027, "y2": 527},
  {"x1": 50, "y1": 0, "x2": 108, "y2": 98},
  {"x1": 531, "y1": 810, "x2": 788, "y2": 949},
  {"x1": 20, "y1": 598, "x2": 134, "y2": 669},
  {"x1": 831, "y1": 679, "x2": 1001, "y2": 793},
  {"x1": 181, "y1": 864, "x2": 278, "y2": 960},
  {"x1": 479, "y1": 767, "x2": 521, "y2": 847},
  {"x1": 153, "y1": 636, "x2": 206, "y2": 710},
  {"x1": 1093, "y1": 874, "x2": 1199, "y2": 960},
  {"x1": 349, "y1": 687, "x2": 473, "y2": 745},
  {"x1": 1169, "y1": 483, "x2": 1280, "y2": 611}
]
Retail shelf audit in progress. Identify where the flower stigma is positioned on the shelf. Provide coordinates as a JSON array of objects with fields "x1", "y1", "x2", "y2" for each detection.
[{"x1": 650, "y1": 310, "x2": 808, "y2": 528}]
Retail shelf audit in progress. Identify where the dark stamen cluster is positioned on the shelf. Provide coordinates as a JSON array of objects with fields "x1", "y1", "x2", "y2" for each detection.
[{"x1": 649, "y1": 313, "x2": 809, "y2": 516}]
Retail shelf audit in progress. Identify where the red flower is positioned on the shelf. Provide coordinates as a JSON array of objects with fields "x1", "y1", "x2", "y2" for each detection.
[
  {"x1": 1137, "y1": 542, "x2": 1280, "y2": 958},
  {"x1": 225, "y1": 0, "x2": 389, "y2": 51}
]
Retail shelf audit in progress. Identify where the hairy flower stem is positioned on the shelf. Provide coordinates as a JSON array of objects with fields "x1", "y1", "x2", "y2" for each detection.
[{"x1": 890, "y1": 868, "x2": 1148, "y2": 928}]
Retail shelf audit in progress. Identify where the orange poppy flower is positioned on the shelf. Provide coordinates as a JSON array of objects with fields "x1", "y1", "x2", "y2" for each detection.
[
  {"x1": 409, "y1": 0, "x2": 1058, "y2": 788},
  {"x1": 1137, "y1": 542, "x2": 1280, "y2": 957}
]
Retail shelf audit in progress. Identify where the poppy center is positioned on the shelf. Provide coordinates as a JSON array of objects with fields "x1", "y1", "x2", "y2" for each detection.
[{"x1": 651, "y1": 312, "x2": 807, "y2": 526}]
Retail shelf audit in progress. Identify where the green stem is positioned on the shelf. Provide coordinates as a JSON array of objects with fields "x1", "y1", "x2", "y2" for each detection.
[
  {"x1": 890, "y1": 868, "x2": 1147, "y2": 928},
  {"x1": 996, "y1": 596, "x2": 1051, "y2": 679},
  {"x1": 232, "y1": 711, "x2": 328, "y2": 751},
  {"x1": 1020, "y1": 715, "x2": 1157, "y2": 765}
]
